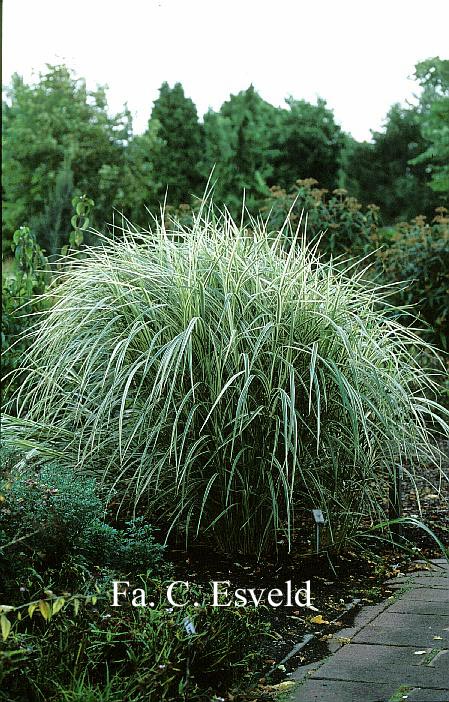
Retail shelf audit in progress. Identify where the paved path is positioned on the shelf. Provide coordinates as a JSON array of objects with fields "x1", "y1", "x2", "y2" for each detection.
[{"x1": 289, "y1": 559, "x2": 449, "y2": 702}]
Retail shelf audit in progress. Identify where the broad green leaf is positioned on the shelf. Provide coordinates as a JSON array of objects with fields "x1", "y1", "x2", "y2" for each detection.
[
  {"x1": 52, "y1": 597, "x2": 65, "y2": 615},
  {"x1": 1, "y1": 615, "x2": 11, "y2": 641},
  {"x1": 38, "y1": 600, "x2": 51, "y2": 621}
]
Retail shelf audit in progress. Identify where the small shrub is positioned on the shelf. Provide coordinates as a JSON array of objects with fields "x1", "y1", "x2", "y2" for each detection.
[
  {"x1": 0, "y1": 461, "x2": 102, "y2": 566},
  {"x1": 375, "y1": 208, "x2": 449, "y2": 351},
  {"x1": 83, "y1": 517, "x2": 166, "y2": 574},
  {"x1": 0, "y1": 457, "x2": 167, "y2": 586},
  {"x1": 262, "y1": 178, "x2": 380, "y2": 256}
]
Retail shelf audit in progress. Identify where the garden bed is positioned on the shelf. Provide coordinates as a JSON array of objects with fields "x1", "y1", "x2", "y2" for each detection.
[
  {"x1": 163, "y1": 443, "x2": 449, "y2": 699},
  {"x1": 1, "y1": 443, "x2": 447, "y2": 702},
  {"x1": 2, "y1": 208, "x2": 447, "y2": 701}
]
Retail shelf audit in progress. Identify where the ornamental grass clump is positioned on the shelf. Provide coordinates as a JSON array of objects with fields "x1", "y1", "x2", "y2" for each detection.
[{"x1": 5, "y1": 205, "x2": 448, "y2": 556}]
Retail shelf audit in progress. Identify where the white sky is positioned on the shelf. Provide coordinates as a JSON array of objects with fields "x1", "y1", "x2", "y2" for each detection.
[{"x1": 3, "y1": 0, "x2": 449, "y2": 141}]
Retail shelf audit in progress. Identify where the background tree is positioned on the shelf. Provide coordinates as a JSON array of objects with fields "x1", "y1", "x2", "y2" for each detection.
[
  {"x1": 220, "y1": 86, "x2": 278, "y2": 182},
  {"x1": 345, "y1": 103, "x2": 439, "y2": 223},
  {"x1": 410, "y1": 57, "x2": 449, "y2": 196},
  {"x1": 2, "y1": 64, "x2": 130, "y2": 251},
  {"x1": 201, "y1": 110, "x2": 237, "y2": 206},
  {"x1": 3, "y1": 58, "x2": 447, "y2": 247},
  {"x1": 200, "y1": 85, "x2": 279, "y2": 212},
  {"x1": 119, "y1": 122, "x2": 165, "y2": 224},
  {"x1": 30, "y1": 156, "x2": 74, "y2": 256},
  {"x1": 145, "y1": 82, "x2": 204, "y2": 206},
  {"x1": 270, "y1": 97, "x2": 344, "y2": 190}
]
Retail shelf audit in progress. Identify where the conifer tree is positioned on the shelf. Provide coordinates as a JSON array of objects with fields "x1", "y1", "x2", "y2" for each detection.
[
  {"x1": 271, "y1": 98, "x2": 344, "y2": 190},
  {"x1": 147, "y1": 82, "x2": 204, "y2": 205}
]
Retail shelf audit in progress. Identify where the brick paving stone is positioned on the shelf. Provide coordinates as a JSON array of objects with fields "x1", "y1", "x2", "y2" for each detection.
[
  {"x1": 385, "y1": 568, "x2": 449, "y2": 587},
  {"x1": 352, "y1": 622, "x2": 449, "y2": 647},
  {"x1": 397, "y1": 588, "x2": 449, "y2": 603},
  {"x1": 388, "y1": 600, "x2": 449, "y2": 616},
  {"x1": 345, "y1": 601, "x2": 392, "y2": 629},
  {"x1": 310, "y1": 643, "x2": 449, "y2": 688},
  {"x1": 289, "y1": 678, "x2": 449, "y2": 702},
  {"x1": 428, "y1": 560, "x2": 449, "y2": 569},
  {"x1": 290, "y1": 678, "x2": 397, "y2": 701},
  {"x1": 399, "y1": 577, "x2": 449, "y2": 588},
  {"x1": 368, "y1": 611, "x2": 449, "y2": 631},
  {"x1": 290, "y1": 560, "x2": 449, "y2": 701}
]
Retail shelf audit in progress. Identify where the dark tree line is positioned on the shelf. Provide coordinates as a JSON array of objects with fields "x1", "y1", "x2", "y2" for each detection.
[{"x1": 2, "y1": 59, "x2": 448, "y2": 254}]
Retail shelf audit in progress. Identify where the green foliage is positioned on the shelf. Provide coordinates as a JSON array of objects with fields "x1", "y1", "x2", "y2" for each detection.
[
  {"x1": 201, "y1": 111, "x2": 240, "y2": 207},
  {"x1": 345, "y1": 104, "x2": 439, "y2": 223},
  {"x1": 203, "y1": 86, "x2": 279, "y2": 211},
  {"x1": 270, "y1": 97, "x2": 345, "y2": 191},
  {"x1": 0, "y1": 457, "x2": 166, "y2": 581},
  {"x1": 0, "y1": 460, "x2": 102, "y2": 564},
  {"x1": 4, "y1": 54, "x2": 449, "y2": 702},
  {"x1": 145, "y1": 82, "x2": 204, "y2": 206},
  {"x1": 120, "y1": 121, "x2": 164, "y2": 222},
  {"x1": 61, "y1": 194, "x2": 95, "y2": 255},
  {"x1": 2, "y1": 65, "x2": 131, "y2": 247},
  {"x1": 1, "y1": 191, "x2": 95, "y2": 404},
  {"x1": 263, "y1": 178, "x2": 380, "y2": 257},
  {"x1": 6, "y1": 204, "x2": 447, "y2": 556},
  {"x1": 83, "y1": 517, "x2": 166, "y2": 575},
  {"x1": 31, "y1": 157, "x2": 75, "y2": 256},
  {"x1": 411, "y1": 57, "x2": 449, "y2": 195},
  {"x1": 1, "y1": 228, "x2": 50, "y2": 399},
  {"x1": 12, "y1": 226, "x2": 48, "y2": 283},
  {"x1": 200, "y1": 89, "x2": 344, "y2": 215},
  {"x1": 0, "y1": 451, "x2": 264, "y2": 702},
  {"x1": 375, "y1": 209, "x2": 449, "y2": 351},
  {"x1": 2, "y1": 60, "x2": 447, "y2": 242},
  {"x1": 0, "y1": 582, "x2": 267, "y2": 702}
]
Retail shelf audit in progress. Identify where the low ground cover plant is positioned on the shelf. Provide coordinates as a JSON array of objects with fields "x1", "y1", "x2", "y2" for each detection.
[
  {"x1": 0, "y1": 448, "x2": 167, "y2": 587},
  {"x1": 0, "y1": 579, "x2": 268, "y2": 702},
  {"x1": 0, "y1": 447, "x2": 268, "y2": 701},
  {"x1": 4, "y1": 203, "x2": 448, "y2": 557}
]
